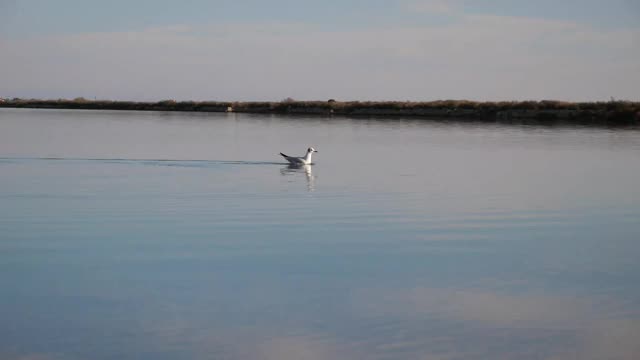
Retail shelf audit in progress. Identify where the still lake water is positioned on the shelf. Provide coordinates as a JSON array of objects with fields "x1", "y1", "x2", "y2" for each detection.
[{"x1": 1, "y1": 108, "x2": 640, "y2": 360}]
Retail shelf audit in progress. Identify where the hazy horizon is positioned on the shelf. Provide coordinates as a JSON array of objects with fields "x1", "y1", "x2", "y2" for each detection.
[{"x1": 1, "y1": 0, "x2": 639, "y2": 102}]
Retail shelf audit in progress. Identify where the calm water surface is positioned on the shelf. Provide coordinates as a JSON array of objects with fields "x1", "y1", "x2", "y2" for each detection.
[{"x1": 1, "y1": 108, "x2": 640, "y2": 360}]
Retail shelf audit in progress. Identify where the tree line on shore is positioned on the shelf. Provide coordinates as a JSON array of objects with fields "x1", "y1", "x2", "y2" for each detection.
[{"x1": 1, "y1": 97, "x2": 638, "y2": 125}]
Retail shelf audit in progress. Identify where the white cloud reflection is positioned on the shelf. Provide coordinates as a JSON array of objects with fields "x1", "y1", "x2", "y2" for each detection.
[
  {"x1": 0, "y1": 354, "x2": 60, "y2": 360},
  {"x1": 112, "y1": 283, "x2": 640, "y2": 360},
  {"x1": 254, "y1": 336, "x2": 349, "y2": 360},
  {"x1": 353, "y1": 286, "x2": 640, "y2": 359}
]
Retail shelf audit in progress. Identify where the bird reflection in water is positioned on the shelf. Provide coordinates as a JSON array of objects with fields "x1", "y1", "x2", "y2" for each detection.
[{"x1": 280, "y1": 164, "x2": 315, "y2": 191}]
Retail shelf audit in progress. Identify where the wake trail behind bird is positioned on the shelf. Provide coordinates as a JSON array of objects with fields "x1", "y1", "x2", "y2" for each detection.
[{"x1": 0, "y1": 157, "x2": 286, "y2": 167}]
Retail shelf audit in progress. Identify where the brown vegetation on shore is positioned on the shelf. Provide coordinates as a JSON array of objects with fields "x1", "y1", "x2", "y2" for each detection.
[{"x1": 1, "y1": 98, "x2": 638, "y2": 125}]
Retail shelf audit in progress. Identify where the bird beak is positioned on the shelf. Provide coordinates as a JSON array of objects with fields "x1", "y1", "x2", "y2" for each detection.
[{"x1": 314, "y1": 150, "x2": 318, "y2": 153}]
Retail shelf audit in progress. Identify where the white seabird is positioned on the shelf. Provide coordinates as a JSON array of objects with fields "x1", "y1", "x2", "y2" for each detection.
[{"x1": 279, "y1": 147, "x2": 318, "y2": 165}]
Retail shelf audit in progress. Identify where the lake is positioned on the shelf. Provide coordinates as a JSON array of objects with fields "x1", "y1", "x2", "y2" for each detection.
[{"x1": 1, "y1": 108, "x2": 640, "y2": 360}]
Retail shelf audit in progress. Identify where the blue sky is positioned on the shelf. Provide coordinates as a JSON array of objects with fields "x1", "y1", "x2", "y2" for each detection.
[
  {"x1": 1, "y1": 0, "x2": 638, "y2": 101},
  {"x1": 2, "y1": 0, "x2": 638, "y2": 34}
]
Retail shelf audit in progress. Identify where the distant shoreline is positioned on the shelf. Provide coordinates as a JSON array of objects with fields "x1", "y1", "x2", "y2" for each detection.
[{"x1": 1, "y1": 98, "x2": 639, "y2": 126}]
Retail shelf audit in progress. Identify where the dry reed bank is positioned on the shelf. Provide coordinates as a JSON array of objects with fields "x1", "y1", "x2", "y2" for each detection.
[{"x1": 2, "y1": 98, "x2": 638, "y2": 125}]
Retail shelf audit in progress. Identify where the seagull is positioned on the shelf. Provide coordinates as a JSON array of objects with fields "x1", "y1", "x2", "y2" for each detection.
[{"x1": 280, "y1": 147, "x2": 318, "y2": 165}]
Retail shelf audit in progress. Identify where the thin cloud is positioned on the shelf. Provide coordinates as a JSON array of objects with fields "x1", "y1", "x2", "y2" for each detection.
[
  {"x1": 1, "y1": 15, "x2": 638, "y2": 101},
  {"x1": 406, "y1": 0, "x2": 459, "y2": 14}
]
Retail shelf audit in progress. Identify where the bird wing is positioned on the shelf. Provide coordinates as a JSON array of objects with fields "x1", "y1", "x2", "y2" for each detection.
[{"x1": 280, "y1": 153, "x2": 302, "y2": 164}]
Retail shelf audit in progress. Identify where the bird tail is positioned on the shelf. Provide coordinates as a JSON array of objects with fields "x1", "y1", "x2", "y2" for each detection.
[{"x1": 279, "y1": 152, "x2": 288, "y2": 158}]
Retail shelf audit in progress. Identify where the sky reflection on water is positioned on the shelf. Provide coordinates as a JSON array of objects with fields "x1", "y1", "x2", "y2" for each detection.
[{"x1": 1, "y1": 109, "x2": 640, "y2": 359}]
